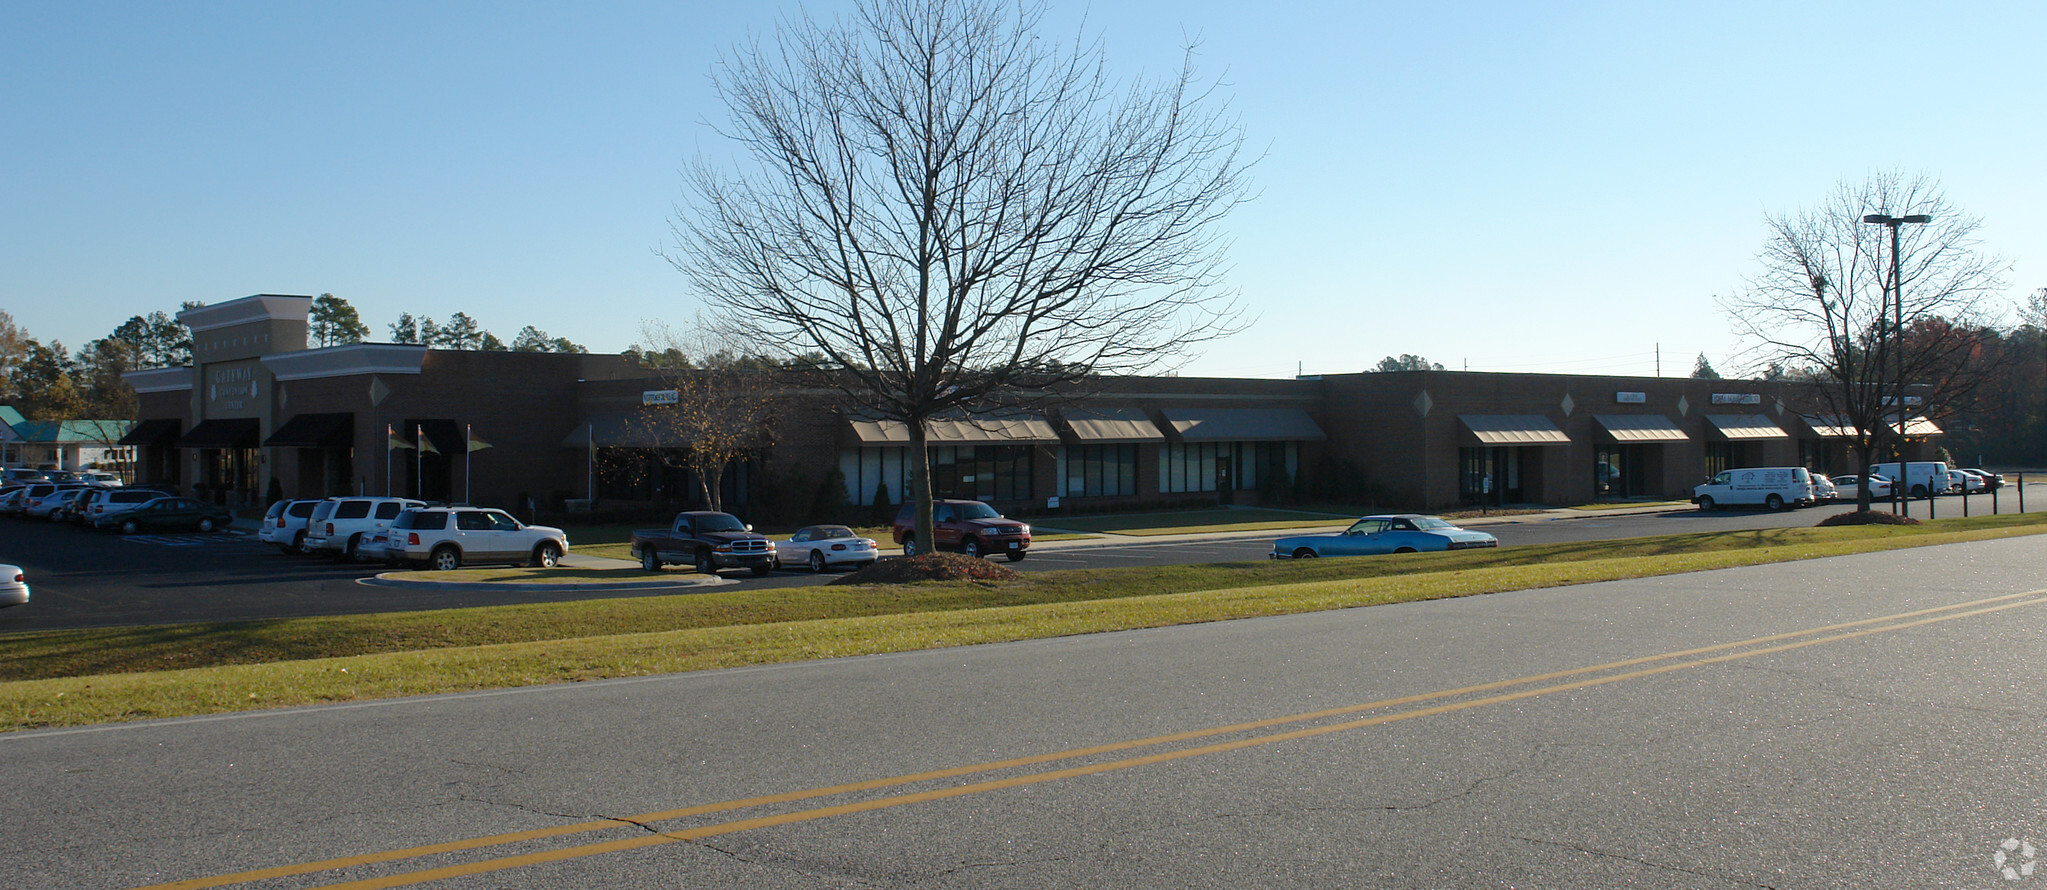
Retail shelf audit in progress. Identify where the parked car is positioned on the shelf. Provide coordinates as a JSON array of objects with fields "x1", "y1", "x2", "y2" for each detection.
[
  {"x1": 258, "y1": 498, "x2": 325, "y2": 554},
  {"x1": 94, "y1": 496, "x2": 234, "y2": 534},
  {"x1": 777, "y1": 525, "x2": 879, "y2": 573},
  {"x1": 27, "y1": 487, "x2": 91, "y2": 521},
  {"x1": 1960, "y1": 468, "x2": 2007, "y2": 490},
  {"x1": 892, "y1": 499, "x2": 1031, "y2": 561},
  {"x1": 0, "y1": 563, "x2": 27, "y2": 608},
  {"x1": 76, "y1": 470, "x2": 122, "y2": 487},
  {"x1": 375, "y1": 506, "x2": 568, "y2": 570},
  {"x1": 1831, "y1": 473, "x2": 1893, "y2": 500},
  {"x1": 1810, "y1": 473, "x2": 1839, "y2": 504},
  {"x1": 75, "y1": 487, "x2": 164, "y2": 526},
  {"x1": 0, "y1": 485, "x2": 49, "y2": 516},
  {"x1": 631, "y1": 511, "x2": 776, "y2": 576},
  {"x1": 3, "y1": 468, "x2": 46, "y2": 484},
  {"x1": 1692, "y1": 467, "x2": 1816, "y2": 511},
  {"x1": 304, "y1": 497, "x2": 426, "y2": 560},
  {"x1": 1868, "y1": 461, "x2": 1951, "y2": 498},
  {"x1": 1270, "y1": 514, "x2": 1499, "y2": 560}
]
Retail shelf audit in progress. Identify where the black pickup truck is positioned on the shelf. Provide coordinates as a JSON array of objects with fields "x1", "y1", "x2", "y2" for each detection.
[{"x1": 630, "y1": 511, "x2": 777, "y2": 576}]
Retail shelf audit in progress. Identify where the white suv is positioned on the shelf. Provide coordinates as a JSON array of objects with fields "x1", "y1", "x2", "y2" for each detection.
[
  {"x1": 75, "y1": 487, "x2": 164, "y2": 525},
  {"x1": 258, "y1": 498, "x2": 325, "y2": 554},
  {"x1": 376, "y1": 507, "x2": 568, "y2": 570},
  {"x1": 305, "y1": 497, "x2": 426, "y2": 560}
]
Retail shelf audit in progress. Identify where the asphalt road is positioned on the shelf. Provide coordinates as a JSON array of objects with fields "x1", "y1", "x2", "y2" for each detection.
[
  {"x1": 2, "y1": 485, "x2": 2040, "y2": 631},
  {"x1": 5, "y1": 532, "x2": 2043, "y2": 888}
]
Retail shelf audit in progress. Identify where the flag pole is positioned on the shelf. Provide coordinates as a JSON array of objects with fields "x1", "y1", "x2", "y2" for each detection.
[
  {"x1": 385, "y1": 423, "x2": 393, "y2": 497},
  {"x1": 465, "y1": 423, "x2": 472, "y2": 505},
  {"x1": 416, "y1": 423, "x2": 425, "y2": 501}
]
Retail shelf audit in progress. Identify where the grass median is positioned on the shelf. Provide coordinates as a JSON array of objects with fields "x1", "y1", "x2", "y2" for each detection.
[{"x1": 5, "y1": 513, "x2": 2045, "y2": 732}]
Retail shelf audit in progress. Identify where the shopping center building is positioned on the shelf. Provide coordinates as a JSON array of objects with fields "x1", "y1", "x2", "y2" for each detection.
[{"x1": 121, "y1": 294, "x2": 1943, "y2": 514}]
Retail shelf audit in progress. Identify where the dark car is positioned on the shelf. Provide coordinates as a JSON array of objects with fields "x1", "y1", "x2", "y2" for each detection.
[
  {"x1": 94, "y1": 496, "x2": 234, "y2": 534},
  {"x1": 630, "y1": 511, "x2": 777, "y2": 576},
  {"x1": 892, "y1": 498, "x2": 1031, "y2": 561}
]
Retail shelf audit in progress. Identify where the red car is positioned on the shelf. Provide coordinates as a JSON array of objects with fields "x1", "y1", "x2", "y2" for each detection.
[{"x1": 893, "y1": 498, "x2": 1030, "y2": 561}]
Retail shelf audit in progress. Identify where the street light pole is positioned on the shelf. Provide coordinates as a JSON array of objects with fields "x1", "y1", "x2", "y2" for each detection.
[{"x1": 1863, "y1": 212, "x2": 1930, "y2": 515}]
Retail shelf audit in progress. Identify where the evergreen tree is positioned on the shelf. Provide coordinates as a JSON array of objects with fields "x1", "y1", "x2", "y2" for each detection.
[{"x1": 308, "y1": 294, "x2": 370, "y2": 347}]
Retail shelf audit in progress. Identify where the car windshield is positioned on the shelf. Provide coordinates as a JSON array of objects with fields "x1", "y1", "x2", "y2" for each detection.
[
  {"x1": 955, "y1": 502, "x2": 1000, "y2": 520},
  {"x1": 696, "y1": 513, "x2": 747, "y2": 533}
]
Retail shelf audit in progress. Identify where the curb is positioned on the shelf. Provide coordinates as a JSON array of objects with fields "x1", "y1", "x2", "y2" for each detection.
[{"x1": 357, "y1": 572, "x2": 735, "y2": 593}]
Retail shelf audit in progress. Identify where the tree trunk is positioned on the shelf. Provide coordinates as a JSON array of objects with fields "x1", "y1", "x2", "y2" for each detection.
[{"x1": 908, "y1": 418, "x2": 934, "y2": 556}]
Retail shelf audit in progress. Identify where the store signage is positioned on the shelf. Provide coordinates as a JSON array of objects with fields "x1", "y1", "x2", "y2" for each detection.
[
  {"x1": 1614, "y1": 391, "x2": 1646, "y2": 404},
  {"x1": 642, "y1": 389, "x2": 680, "y2": 406},
  {"x1": 1711, "y1": 393, "x2": 1762, "y2": 405}
]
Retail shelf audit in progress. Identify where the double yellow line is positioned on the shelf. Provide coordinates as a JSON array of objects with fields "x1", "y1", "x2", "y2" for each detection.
[{"x1": 140, "y1": 588, "x2": 2047, "y2": 889}]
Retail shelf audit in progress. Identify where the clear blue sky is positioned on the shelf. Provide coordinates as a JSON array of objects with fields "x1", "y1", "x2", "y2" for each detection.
[{"x1": 6, "y1": 1, "x2": 2041, "y2": 379}]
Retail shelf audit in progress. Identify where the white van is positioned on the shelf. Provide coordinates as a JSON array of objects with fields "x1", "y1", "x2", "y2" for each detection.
[
  {"x1": 1693, "y1": 467, "x2": 1816, "y2": 511},
  {"x1": 1867, "y1": 461, "x2": 1951, "y2": 498}
]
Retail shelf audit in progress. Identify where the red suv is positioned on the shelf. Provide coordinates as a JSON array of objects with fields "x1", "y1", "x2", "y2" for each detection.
[{"x1": 893, "y1": 498, "x2": 1031, "y2": 561}]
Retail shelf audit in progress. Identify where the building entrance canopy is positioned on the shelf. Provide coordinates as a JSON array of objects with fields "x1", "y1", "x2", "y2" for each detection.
[
  {"x1": 264, "y1": 413, "x2": 354, "y2": 448},
  {"x1": 845, "y1": 415, "x2": 1060, "y2": 445},
  {"x1": 1161, "y1": 408, "x2": 1324, "y2": 442},
  {"x1": 1458, "y1": 415, "x2": 1570, "y2": 445},
  {"x1": 1593, "y1": 414, "x2": 1689, "y2": 443},
  {"x1": 1704, "y1": 414, "x2": 1789, "y2": 440}
]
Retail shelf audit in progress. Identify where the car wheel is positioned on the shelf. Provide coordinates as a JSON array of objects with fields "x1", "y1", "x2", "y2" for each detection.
[
  {"x1": 1765, "y1": 494, "x2": 1784, "y2": 512},
  {"x1": 431, "y1": 546, "x2": 461, "y2": 572},
  {"x1": 1697, "y1": 496, "x2": 1715, "y2": 511},
  {"x1": 900, "y1": 535, "x2": 920, "y2": 557},
  {"x1": 810, "y1": 551, "x2": 827, "y2": 573},
  {"x1": 198, "y1": 517, "x2": 218, "y2": 532},
  {"x1": 750, "y1": 563, "x2": 772, "y2": 577},
  {"x1": 292, "y1": 531, "x2": 310, "y2": 555},
  {"x1": 641, "y1": 549, "x2": 663, "y2": 572},
  {"x1": 1005, "y1": 551, "x2": 1025, "y2": 562},
  {"x1": 962, "y1": 538, "x2": 982, "y2": 558},
  {"x1": 532, "y1": 541, "x2": 562, "y2": 568},
  {"x1": 1292, "y1": 548, "x2": 1317, "y2": 559},
  {"x1": 694, "y1": 549, "x2": 715, "y2": 574},
  {"x1": 1394, "y1": 547, "x2": 1418, "y2": 554},
  {"x1": 121, "y1": 519, "x2": 140, "y2": 535},
  {"x1": 1910, "y1": 484, "x2": 1928, "y2": 498},
  {"x1": 340, "y1": 534, "x2": 362, "y2": 562}
]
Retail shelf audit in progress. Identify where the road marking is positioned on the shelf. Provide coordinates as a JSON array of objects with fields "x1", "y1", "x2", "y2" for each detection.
[{"x1": 133, "y1": 588, "x2": 2047, "y2": 890}]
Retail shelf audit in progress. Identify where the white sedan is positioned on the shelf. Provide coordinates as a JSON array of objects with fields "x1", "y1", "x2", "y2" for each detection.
[
  {"x1": 0, "y1": 564, "x2": 28, "y2": 608},
  {"x1": 1832, "y1": 474, "x2": 1894, "y2": 500},
  {"x1": 777, "y1": 525, "x2": 879, "y2": 573}
]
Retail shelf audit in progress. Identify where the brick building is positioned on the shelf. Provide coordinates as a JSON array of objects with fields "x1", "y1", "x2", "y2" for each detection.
[{"x1": 122, "y1": 294, "x2": 1943, "y2": 514}]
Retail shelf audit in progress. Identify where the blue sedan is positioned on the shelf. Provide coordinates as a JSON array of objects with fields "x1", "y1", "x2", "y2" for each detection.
[{"x1": 1270, "y1": 514, "x2": 1498, "y2": 560}]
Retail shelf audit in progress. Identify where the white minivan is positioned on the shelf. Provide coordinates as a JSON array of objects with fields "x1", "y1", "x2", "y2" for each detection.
[
  {"x1": 1693, "y1": 467, "x2": 1816, "y2": 511},
  {"x1": 1867, "y1": 461, "x2": 1951, "y2": 498}
]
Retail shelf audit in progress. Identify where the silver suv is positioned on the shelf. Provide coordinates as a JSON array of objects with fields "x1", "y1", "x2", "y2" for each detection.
[
  {"x1": 375, "y1": 507, "x2": 568, "y2": 570},
  {"x1": 305, "y1": 497, "x2": 425, "y2": 560},
  {"x1": 74, "y1": 488, "x2": 164, "y2": 525}
]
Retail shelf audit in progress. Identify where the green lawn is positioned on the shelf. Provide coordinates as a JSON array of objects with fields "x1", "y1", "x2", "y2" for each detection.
[{"x1": 4, "y1": 512, "x2": 2043, "y2": 732}]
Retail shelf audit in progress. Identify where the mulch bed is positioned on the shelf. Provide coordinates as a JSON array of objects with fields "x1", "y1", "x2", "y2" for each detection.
[
  {"x1": 1816, "y1": 510, "x2": 1922, "y2": 527},
  {"x1": 829, "y1": 552, "x2": 1024, "y2": 585}
]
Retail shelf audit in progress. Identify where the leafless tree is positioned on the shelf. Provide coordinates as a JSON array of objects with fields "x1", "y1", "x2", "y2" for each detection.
[
  {"x1": 617, "y1": 322, "x2": 782, "y2": 513},
  {"x1": 669, "y1": 0, "x2": 1253, "y2": 548},
  {"x1": 1722, "y1": 172, "x2": 2006, "y2": 507}
]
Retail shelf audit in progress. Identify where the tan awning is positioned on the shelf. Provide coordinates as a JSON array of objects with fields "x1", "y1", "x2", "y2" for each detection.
[
  {"x1": 1458, "y1": 415, "x2": 1570, "y2": 445},
  {"x1": 1593, "y1": 414, "x2": 1689, "y2": 443},
  {"x1": 846, "y1": 415, "x2": 1060, "y2": 445},
  {"x1": 1705, "y1": 414, "x2": 1789, "y2": 440},
  {"x1": 1057, "y1": 408, "x2": 1166, "y2": 443},
  {"x1": 1160, "y1": 408, "x2": 1325, "y2": 442},
  {"x1": 1802, "y1": 415, "x2": 1944, "y2": 439},
  {"x1": 1802, "y1": 415, "x2": 1858, "y2": 438}
]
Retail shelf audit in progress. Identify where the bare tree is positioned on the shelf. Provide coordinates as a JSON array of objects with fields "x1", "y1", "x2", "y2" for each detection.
[
  {"x1": 669, "y1": 0, "x2": 1253, "y2": 550},
  {"x1": 617, "y1": 322, "x2": 781, "y2": 512},
  {"x1": 1722, "y1": 172, "x2": 2006, "y2": 507}
]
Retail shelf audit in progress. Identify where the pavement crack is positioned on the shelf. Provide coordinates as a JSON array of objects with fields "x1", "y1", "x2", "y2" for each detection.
[{"x1": 1509, "y1": 834, "x2": 1782, "y2": 889}]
